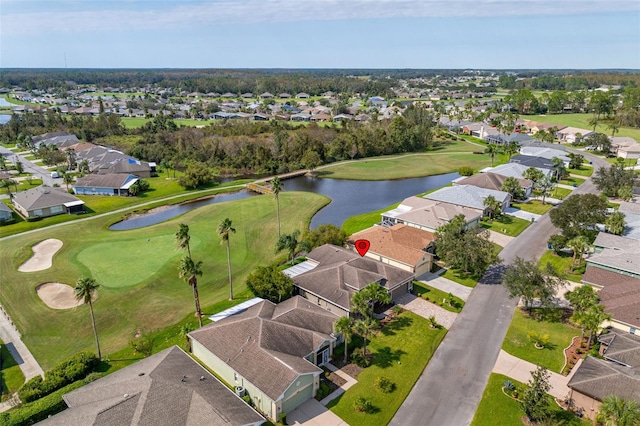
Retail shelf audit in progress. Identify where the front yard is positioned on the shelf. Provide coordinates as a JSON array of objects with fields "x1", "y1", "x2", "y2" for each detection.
[
  {"x1": 510, "y1": 200, "x2": 553, "y2": 215},
  {"x1": 328, "y1": 312, "x2": 446, "y2": 425},
  {"x1": 539, "y1": 250, "x2": 585, "y2": 283},
  {"x1": 413, "y1": 281, "x2": 465, "y2": 313},
  {"x1": 502, "y1": 309, "x2": 579, "y2": 374},
  {"x1": 481, "y1": 214, "x2": 531, "y2": 237},
  {"x1": 472, "y1": 373, "x2": 590, "y2": 426},
  {"x1": 558, "y1": 176, "x2": 586, "y2": 187}
]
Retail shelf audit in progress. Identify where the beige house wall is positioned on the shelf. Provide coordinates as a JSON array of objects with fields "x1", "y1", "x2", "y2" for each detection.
[
  {"x1": 296, "y1": 288, "x2": 350, "y2": 317},
  {"x1": 569, "y1": 389, "x2": 602, "y2": 421}
]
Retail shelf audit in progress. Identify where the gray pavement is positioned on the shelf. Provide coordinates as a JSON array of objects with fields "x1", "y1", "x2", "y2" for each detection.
[
  {"x1": 394, "y1": 293, "x2": 458, "y2": 329},
  {"x1": 0, "y1": 146, "x2": 57, "y2": 186},
  {"x1": 504, "y1": 206, "x2": 541, "y2": 222},
  {"x1": 417, "y1": 272, "x2": 472, "y2": 301},
  {"x1": 391, "y1": 152, "x2": 607, "y2": 426},
  {"x1": 0, "y1": 305, "x2": 44, "y2": 381}
]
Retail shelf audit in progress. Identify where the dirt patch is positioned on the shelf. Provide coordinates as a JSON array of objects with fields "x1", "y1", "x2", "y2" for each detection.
[
  {"x1": 18, "y1": 239, "x2": 63, "y2": 272},
  {"x1": 36, "y1": 283, "x2": 90, "y2": 310}
]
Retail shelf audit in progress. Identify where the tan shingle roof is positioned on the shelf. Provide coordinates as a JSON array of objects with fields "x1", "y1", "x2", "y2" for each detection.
[
  {"x1": 189, "y1": 297, "x2": 338, "y2": 401},
  {"x1": 456, "y1": 172, "x2": 532, "y2": 192},
  {"x1": 583, "y1": 266, "x2": 640, "y2": 328},
  {"x1": 348, "y1": 224, "x2": 435, "y2": 267},
  {"x1": 12, "y1": 186, "x2": 83, "y2": 212}
]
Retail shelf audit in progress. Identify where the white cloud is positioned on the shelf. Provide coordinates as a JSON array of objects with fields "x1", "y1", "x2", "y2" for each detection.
[{"x1": 2, "y1": 0, "x2": 638, "y2": 35}]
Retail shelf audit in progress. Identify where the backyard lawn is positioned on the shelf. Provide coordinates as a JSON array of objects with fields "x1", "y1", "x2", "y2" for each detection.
[
  {"x1": 481, "y1": 214, "x2": 531, "y2": 237},
  {"x1": 328, "y1": 312, "x2": 446, "y2": 426},
  {"x1": 472, "y1": 373, "x2": 590, "y2": 426},
  {"x1": 0, "y1": 339, "x2": 25, "y2": 401},
  {"x1": 0, "y1": 191, "x2": 329, "y2": 370},
  {"x1": 502, "y1": 309, "x2": 579, "y2": 373},
  {"x1": 510, "y1": 200, "x2": 553, "y2": 215},
  {"x1": 341, "y1": 202, "x2": 400, "y2": 235},
  {"x1": 413, "y1": 281, "x2": 464, "y2": 313},
  {"x1": 539, "y1": 250, "x2": 585, "y2": 283}
]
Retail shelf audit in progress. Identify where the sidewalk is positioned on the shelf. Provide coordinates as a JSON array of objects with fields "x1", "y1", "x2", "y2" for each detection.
[
  {"x1": 320, "y1": 363, "x2": 357, "y2": 405},
  {"x1": 492, "y1": 350, "x2": 571, "y2": 399},
  {"x1": 393, "y1": 293, "x2": 458, "y2": 329},
  {"x1": 0, "y1": 304, "x2": 44, "y2": 381},
  {"x1": 416, "y1": 271, "x2": 472, "y2": 301}
]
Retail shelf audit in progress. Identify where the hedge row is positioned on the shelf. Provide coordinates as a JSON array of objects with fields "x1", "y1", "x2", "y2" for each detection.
[
  {"x1": 0, "y1": 380, "x2": 85, "y2": 425},
  {"x1": 18, "y1": 351, "x2": 98, "y2": 403}
]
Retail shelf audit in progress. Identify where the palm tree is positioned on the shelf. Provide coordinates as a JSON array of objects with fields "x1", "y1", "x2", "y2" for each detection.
[
  {"x1": 74, "y1": 277, "x2": 101, "y2": 359},
  {"x1": 354, "y1": 317, "x2": 378, "y2": 357},
  {"x1": 551, "y1": 157, "x2": 567, "y2": 181},
  {"x1": 605, "y1": 211, "x2": 626, "y2": 235},
  {"x1": 351, "y1": 283, "x2": 392, "y2": 320},
  {"x1": 334, "y1": 316, "x2": 354, "y2": 363},
  {"x1": 485, "y1": 144, "x2": 500, "y2": 167},
  {"x1": 178, "y1": 256, "x2": 203, "y2": 327},
  {"x1": 175, "y1": 223, "x2": 192, "y2": 259},
  {"x1": 275, "y1": 230, "x2": 300, "y2": 264},
  {"x1": 588, "y1": 116, "x2": 599, "y2": 132},
  {"x1": 567, "y1": 236, "x2": 589, "y2": 271},
  {"x1": 217, "y1": 218, "x2": 236, "y2": 300},
  {"x1": 271, "y1": 176, "x2": 283, "y2": 237},
  {"x1": 597, "y1": 395, "x2": 640, "y2": 426},
  {"x1": 483, "y1": 195, "x2": 501, "y2": 220},
  {"x1": 582, "y1": 304, "x2": 611, "y2": 349},
  {"x1": 607, "y1": 122, "x2": 620, "y2": 138},
  {"x1": 63, "y1": 173, "x2": 74, "y2": 191},
  {"x1": 504, "y1": 141, "x2": 520, "y2": 160}
]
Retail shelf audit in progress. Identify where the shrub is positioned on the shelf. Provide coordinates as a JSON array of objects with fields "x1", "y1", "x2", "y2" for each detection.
[
  {"x1": 374, "y1": 376, "x2": 396, "y2": 393},
  {"x1": 242, "y1": 394, "x2": 252, "y2": 405},
  {"x1": 351, "y1": 347, "x2": 371, "y2": 368},
  {"x1": 278, "y1": 412, "x2": 287, "y2": 425},
  {"x1": 459, "y1": 166, "x2": 474, "y2": 176},
  {"x1": 392, "y1": 305, "x2": 404, "y2": 316},
  {"x1": 504, "y1": 380, "x2": 515, "y2": 391},
  {"x1": 129, "y1": 333, "x2": 154, "y2": 357},
  {"x1": 353, "y1": 396, "x2": 375, "y2": 413},
  {"x1": 83, "y1": 372, "x2": 103, "y2": 384},
  {"x1": 18, "y1": 351, "x2": 98, "y2": 403},
  {"x1": 316, "y1": 381, "x2": 331, "y2": 399}
]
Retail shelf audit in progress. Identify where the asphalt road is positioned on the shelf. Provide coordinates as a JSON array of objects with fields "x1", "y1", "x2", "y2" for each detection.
[
  {"x1": 391, "y1": 149, "x2": 608, "y2": 426},
  {"x1": 0, "y1": 145, "x2": 57, "y2": 186}
]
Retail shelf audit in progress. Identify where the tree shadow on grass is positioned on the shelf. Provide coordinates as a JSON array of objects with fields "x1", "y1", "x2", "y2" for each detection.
[
  {"x1": 379, "y1": 315, "x2": 413, "y2": 336},
  {"x1": 372, "y1": 346, "x2": 406, "y2": 369}
]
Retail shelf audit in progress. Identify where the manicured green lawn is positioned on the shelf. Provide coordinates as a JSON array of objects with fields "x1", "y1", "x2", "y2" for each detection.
[
  {"x1": 440, "y1": 268, "x2": 478, "y2": 288},
  {"x1": 341, "y1": 202, "x2": 400, "y2": 235},
  {"x1": 502, "y1": 309, "x2": 579, "y2": 373},
  {"x1": 538, "y1": 250, "x2": 585, "y2": 283},
  {"x1": 558, "y1": 177, "x2": 585, "y2": 187},
  {"x1": 318, "y1": 139, "x2": 495, "y2": 180},
  {"x1": 482, "y1": 214, "x2": 531, "y2": 237},
  {"x1": 413, "y1": 281, "x2": 464, "y2": 313},
  {"x1": 567, "y1": 166, "x2": 594, "y2": 177},
  {"x1": 522, "y1": 113, "x2": 640, "y2": 141},
  {"x1": 552, "y1": 187, "x2": 572, "y2": 199},
  {"x1": 0, "y1": 339, "x2": 26, "y2": 401},
  {"x1": 0, "y1": 191, "x2": 329, "y2": 370},
  {"x1": 328, "y1": 312, "x2": 446, "y2": 426},
  {"x1": 120, "y1": 117, "x2": 213, "y2": 129},
  {"x1": 472, "y1": 373, "x2": 590, "y2": 426},
  {"x1": 510, "y1": 200, "x2": 553, "y2": 215}
]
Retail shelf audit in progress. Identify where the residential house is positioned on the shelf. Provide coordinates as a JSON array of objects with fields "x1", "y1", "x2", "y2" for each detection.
[
  {"x1": 381, "y1": 196, "x2": 483, "y2": 232},
  {"x1": 284, "y1": 244, "x2": 415, "y2": 317},
  {"x1": 296, "y1": 93, "x2": 310, "y2": 99},
  {"x1": 279, "y1": 93, "x2": 291, "y2": 99},
  {"x1": 588, "y1": 233, "x2": 640, "y2": 279},
  {"x1": 618, "y1": 201, "x2": 640, "y2": 240},
  {"x1": 332, "y1": 114, "x2": 353, "y2": 122},
  {"x1": 423, "y1": 185, "x2": 511, "y2": 216},
  {"x1": 96, "y1": 158, "x2": 155, "y2": 178},
  {"x1": 347, "y1": 224, "x2": 436, "y2": 276},
  {"x1": 454, "y1": 172, "x2": 533, "y2": 198},
  {"x1": 509, "y1": 155, "x2": 559, "y2": 177},
  {"x1": 611, "y1": 136, "x2": 640, "y2": 160},
  {"x1": 483, "y1": 162, "x2": 553, "y2": 180},
  {"x1": 555, "y1": 127, "x2": 593, "y2": 144},
  {"x1": 0, "y1": 202, "x2": 13, "y2": 221},
  {"x1": 485, "y1": 132, "x2": 539, "y2": 146},
  {"x1": 567, "y1": 330, "x2": 640, "y2": 419},
  {"x1": 12, "y1": 186, "x2": 85, "y2": 218},
  {"x1": 189, "y1": 296, "x2": 339, "y2": 421},
  {"x1": 39, "y1": 346, "x2": 265, "y2": 426},
  {"x1": 258, "y1": 92, "x2": 274, "y2": 99},
  {"x1": 74, "y1": 173, "x2": 139, "y2": 196},
  {"x1": 525, "y1": 121, "x2": 566, "y2": 135},
  {"x1": 519, "y1": 146, "x2": 570, "y2": 166}
]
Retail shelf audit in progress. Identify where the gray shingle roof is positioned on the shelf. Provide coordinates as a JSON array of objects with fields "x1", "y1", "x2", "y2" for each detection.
[
  {"x1": 588, "y1": 234, "x2": 640, "y2": 276},
  {"x1": 567, "y1": 356, "x2": 640, "y2": 403},
  {"x1": 509, "y1": 155, "x2": 554, "y2": 170},
  {"x1": 485, "y1": 163, "x2": 552, "y2": 180},
  {"x1": 423, "y1": 185, "x2": 510, "y2": 211},
  {"x1": 294, "y1": 245, "x2": 414, "y2": 311},
  {"x1": 456, "y1": 172, "x2": 532, "y2": 192},
  {"x1": 601, "y1": 329, "x2": 640, "y2": 367},
  {"x1": 189, "y1": 296, "x2": 338, "y2": 401},
  {"x1": 12, "y1": 186, "x2": 83, "y2": 212},
  {"x1": 39, "y1": 346, "x2": 264, "y2": 426},
  {"x1": 75, "y1": 173, "x2": 138, "y2": 190}
]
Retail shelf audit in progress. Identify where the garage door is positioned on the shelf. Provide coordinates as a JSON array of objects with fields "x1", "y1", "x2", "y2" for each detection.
[{"x1": 282, "y1": 383, "x2": 313, "y2": 414}]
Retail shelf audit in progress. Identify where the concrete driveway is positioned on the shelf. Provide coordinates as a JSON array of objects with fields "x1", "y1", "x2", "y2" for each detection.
[
  {"x1": 504, "y1": 206, "x2": 541, "y2": 222},
  {"x1": 417, "y1": 272, "x2": 472, "y2": 301},
  {"x1": 287, "y1": 398, "x2": 348, "y2": 426}
]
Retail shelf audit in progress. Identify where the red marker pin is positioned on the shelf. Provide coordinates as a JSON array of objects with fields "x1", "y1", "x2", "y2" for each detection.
[{"x1": 354, "y1": 239, "x2": 370, "y2": 257}]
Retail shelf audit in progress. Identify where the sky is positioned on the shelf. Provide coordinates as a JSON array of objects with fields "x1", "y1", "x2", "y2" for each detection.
[{"x1": 1, "y1": 0, "x2": 639, "y2": 69}]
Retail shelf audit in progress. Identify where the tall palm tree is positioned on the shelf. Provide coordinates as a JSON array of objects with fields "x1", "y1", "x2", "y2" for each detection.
[
  {"x1": 275, "y1": 230, "x2": 300, "y2": 264},
  {"x1": 217, "y1": 218, "x2": 236, "y2": 300},
  {"x1": 597, "y1": 395, "x2": 640, "y2": 426},
  {"x1": 483, "y1": 195, "x2": 501, "y2": 220},
  {"x1": 354, "y1": 317, "x2": 378, "y2": 357},
  {"x1": 74, "y1": 277, "x2": 101, "y2": 359},
  {"x1": 607, "y1": 122, "x2": 620, "y2": 138},
  {"x1": 535, "y1": 176, "x2": 555, "y2": 204},
  {"x1": 334, "y1": 316, "x2": 354, "y2": 363},
  {"x1": 178, "y1": 256, "x2": 203, "y2": 327},
  {"x1": 567, "y1": 236, "x2": 589, "y2": 271},
  {"x1": 175, "y1": 223, "x2": 192, "y2": 259},
  {"x1": 504, "y1": 141, "x2": 520, "y2": 160},
  {"x1": 63, "y1": 173, "x2": 74, "y2": 191},
  {"x1": 485, "y1": 144, "x2": 500, "y2": 167},
  {"x1": 351, "y1": 283, "x2": 392, "y2": 320},
  {"x1": 271, "y1": 176, "x2": 283, "y2": 237}
]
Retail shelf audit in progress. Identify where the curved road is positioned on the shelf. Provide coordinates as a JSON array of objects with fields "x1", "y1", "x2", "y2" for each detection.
[{"x1": 391, "y1": 149, "x2": 609, "y2": 426}]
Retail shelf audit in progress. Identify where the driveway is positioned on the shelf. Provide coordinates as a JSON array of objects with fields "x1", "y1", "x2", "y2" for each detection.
[
  {"x1": 504, "y1": 206, "x2": 541, "y2": 222},
  {"x1": 394, "y1": 293, "x2": 457, "y2": 329},
  {"x1": 287, "y1": 398, "x2": 348, "y2": 426},
  {"x1": 417, "y1": 272, "x2": 472, "y2": 301}
]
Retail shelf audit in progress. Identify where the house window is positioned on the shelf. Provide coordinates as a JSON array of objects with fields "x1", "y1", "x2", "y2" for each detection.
[
  {"x1": 631, "y1": 327, "x2": 637, "y2": 335},
  {"x1": 234, "y1": 372, "x2": 238, "y2": 383},
  {"x1": 50, "y1": 205, "x2": 63, "y2": 214},
  {"x1": 33, "y1": 209, "x2": 43, "y2": 217}
]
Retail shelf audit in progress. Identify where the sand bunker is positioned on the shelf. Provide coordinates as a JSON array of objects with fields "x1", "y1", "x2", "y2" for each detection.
[
  {"x1": 18, "y1": 239, "x2": 63, "y2": 272},
  {"x1": 36, "y1": 283, "x2": 91, "y2": 310}
]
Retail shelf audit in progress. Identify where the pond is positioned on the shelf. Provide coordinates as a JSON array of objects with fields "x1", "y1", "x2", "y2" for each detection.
[
  {"x1": 110, "y1": 172, "x2": 459, "y2": 230},
  {"x1": 0, "y1": 115, "x2": 11, "y2": 125},
  {"x1": 0, "y1": 98, "x2": 17, "y2": 107}
]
